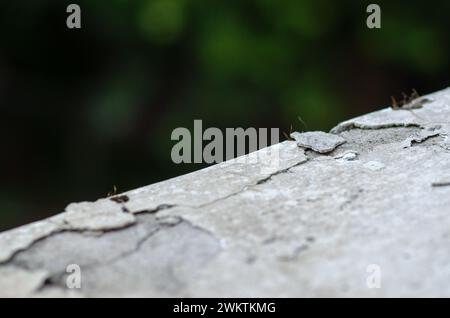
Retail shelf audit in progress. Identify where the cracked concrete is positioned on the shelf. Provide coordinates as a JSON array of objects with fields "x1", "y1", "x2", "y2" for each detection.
[
  {"x1": 9, "y1": 214, "x2": 219, "y2": 297},
  {"x1": 0, "y1": 199, "x2": 137, "y2": 264},
  {"x1": 1, "y1": 87, "x2": 450, "y2": 297}
]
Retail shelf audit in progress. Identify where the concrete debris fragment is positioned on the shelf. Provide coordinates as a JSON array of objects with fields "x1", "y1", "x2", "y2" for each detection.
[
  {"x1": 334, "y1": 151, "x2": 358, "y2": 161},
  {"x1": 342, "y1": 152, "x2": 358, "y2": 161},
  {"x1": 364, "y1": 161, "x2": 385, "y2": 171},
  {"x1": 290, "y1": 131, "x2": 346, "y2": 153}
]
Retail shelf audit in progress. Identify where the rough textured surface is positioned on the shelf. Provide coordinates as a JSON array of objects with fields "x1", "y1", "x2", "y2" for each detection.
[
  {"x1": 290, "y1": 131, "x2": 346, "y2": 153},
  {"x1": 1, "y1": 87, "x2": 450, "y2": 297}
]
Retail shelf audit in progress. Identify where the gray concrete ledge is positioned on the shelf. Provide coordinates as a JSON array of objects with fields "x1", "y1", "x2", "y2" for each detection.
[{"x1": 1, "y1": 87, "x2": 450, "y2": 297}]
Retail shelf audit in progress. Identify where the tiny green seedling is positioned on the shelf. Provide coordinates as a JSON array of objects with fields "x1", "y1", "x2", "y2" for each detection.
[
  {"x1": 282, "y1": 125, "x2": 294, "y2": 141},
  {"x1": 282, "y1": 116, "x2": 308, "y2": 141},
  {"x1": 391, "y1": 89, "x2": 430, "y2": 110},
  {"x1": 297, "y1": 116, "x2": 308, "y2": 131},
  {"x1": 107, "y1": 185, "x2": 118, "y2": 197}
]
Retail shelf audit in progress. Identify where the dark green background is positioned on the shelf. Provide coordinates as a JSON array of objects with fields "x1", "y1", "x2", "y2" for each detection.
[{"x1": 0, "y1": 0, "x2": 449, "y2": 230}]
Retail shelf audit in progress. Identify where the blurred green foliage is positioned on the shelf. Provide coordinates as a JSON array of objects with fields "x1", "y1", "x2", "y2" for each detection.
[{"x1": 0, "y1": 0, "x2": 449, "y2": 229}]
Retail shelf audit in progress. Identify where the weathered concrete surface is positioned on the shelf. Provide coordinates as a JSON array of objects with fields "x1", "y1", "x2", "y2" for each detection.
[
  {"x1": 290, "y1": 131, "x2": 346, "y2": 153},
  {"x1": 1, "y1": 87, "x2": 450, "y2": 297}
]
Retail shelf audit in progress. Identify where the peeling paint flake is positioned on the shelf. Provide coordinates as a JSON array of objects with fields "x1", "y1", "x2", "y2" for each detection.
[
  {"x1": 60, "y1": 199, "x2": 136, "y2": 231},
  {"x1": 290, "y1": 131, "x2": 346, "y2": 153},
  {"x1": 330, "y1": 108, "x2": 421, "y2": 134},
  {"x1": 334, "y1": 151, "x2": 358, "y2": 161}
]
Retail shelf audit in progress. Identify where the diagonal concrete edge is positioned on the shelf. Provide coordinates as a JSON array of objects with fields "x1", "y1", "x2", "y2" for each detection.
[{"x1": 1, "y1": 87, "x2": 450, "y2": 297}]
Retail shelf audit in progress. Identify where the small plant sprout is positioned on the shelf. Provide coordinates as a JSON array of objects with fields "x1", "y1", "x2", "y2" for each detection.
[
  {"x1": 283, "y1": 116, "x2": 309, "y2": 141},
  {"x1": 107, "y1": 185, "x2": 118, "y2": 197},
  {"x1": 391, "y1": 89, "x2": 431, "y2": 110}
]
